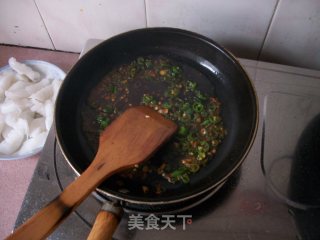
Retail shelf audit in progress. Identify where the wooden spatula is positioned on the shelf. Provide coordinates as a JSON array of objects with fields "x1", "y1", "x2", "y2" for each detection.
[{"x1": 6, "y1": 106, "x2": 177, "y2": 240}]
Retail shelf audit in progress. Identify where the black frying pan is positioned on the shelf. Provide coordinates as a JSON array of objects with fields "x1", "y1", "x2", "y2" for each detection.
[{"x1": 55, "y1": 28, "x2": 258, "y2": 207}]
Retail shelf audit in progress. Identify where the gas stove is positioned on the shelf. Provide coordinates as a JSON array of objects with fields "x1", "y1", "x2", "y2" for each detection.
[{"x1": 14, "y1": 40, "x2": 320, "y2": 239}]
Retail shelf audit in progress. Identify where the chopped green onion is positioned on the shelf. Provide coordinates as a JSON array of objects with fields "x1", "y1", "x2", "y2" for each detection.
[
  {"x1": 178, "y1": 126, "x2": 188, "y2": 136},
  {"x1": 179, "y1": 174, "x2": 190, "y2": 183},
  {"x1": 188, "y1": 164, "x2": 200, "y2": 173},
  {"x1": 169, "y1": 87, "x2": 180, "y2": 97},
  {"x1": 162, "y1": 102, "x2": 172, "y2": 109},
  {"x1": 137, "y1": 57, "x2": 144, "y2": 65},
  {"x1": 145, "y1": 59, "x2": 152, "y2": 68},
  {"x1": 197, "y1": 151, "x2": 206, "y2": 161},
  {"x1": 171, "y1": 167, "x2": 188, "y2": 178},
  {"x1": 195, "y1": 90, "x2": 207, "y2": 100},
  {"x1": 200, "y1": 141, "x2": 210, "y2": 151},
  {"x1": 193, "y1": 102, "x2": 204, "y2": 112},
  {"x1": 212, "y1": 116, "x2": 221, "y2": 124},
  {"x1": 186, "y1": 81, "x2": 197, "y2": 91},
  {"x1": 171, "y1": 66, "x2": 181, "y2": 77},
  {"x1": 142, "y1": 94, "x2": 154, "y2": 105},
  {"x1": 130, "y1": 67, "x2": 136, "y2": 78},
  {"x1": 201, "y1": 119, "x2": 213, "y2": 127},
  {"x1": 102, "y1": 106, "x2": 113, "y2": 113},
  {"x1": 97, "y1": 116, "x2": 110, "y2": 129},
  {"x1": 111, "y1": 86, "x2": 117, "y2": 94}
]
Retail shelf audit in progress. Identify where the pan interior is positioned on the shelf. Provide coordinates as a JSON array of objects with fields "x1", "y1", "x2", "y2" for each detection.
[{"x1": 55, "y1": 28, "x2": 257, "y2": 203}]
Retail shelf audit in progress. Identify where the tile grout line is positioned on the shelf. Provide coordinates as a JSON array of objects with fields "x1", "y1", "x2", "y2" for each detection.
[
  {"x1": 33, "y1": 0, "x2": 56, "y2": 50},
  {"x1": 257, "y1": 0, "x2": 281, "y2": 60},
  {"x1": 143, "y1": 0, "x2": 148, "y2": 28}
]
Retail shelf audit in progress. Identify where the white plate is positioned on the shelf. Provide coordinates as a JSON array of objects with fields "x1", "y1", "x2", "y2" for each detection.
[{"x1": 0, "y1": 60, "x2": 66, "y2": 160}]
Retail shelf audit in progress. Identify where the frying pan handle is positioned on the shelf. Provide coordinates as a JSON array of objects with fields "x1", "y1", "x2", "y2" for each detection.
[{"x1": 87, "y1": 203, "x2": 123, "y2": 240}]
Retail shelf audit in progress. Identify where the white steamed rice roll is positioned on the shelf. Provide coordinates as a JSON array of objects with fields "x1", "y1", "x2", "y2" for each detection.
[
  {"x1": 17, "y1": 131, "x2": 48, "y2": 155},
  {"x1": 30, "y1": 84, "x2": 53, "y2": 102},
  {"x1": 0, "y1": 128, "x2": 24, "y2": 154},
  {"x1": 8, "y1": 57, "x2": 40, "y2": 82},
  {"x1": 29, "y1": 117, "x2": 46, "y2": 138}
]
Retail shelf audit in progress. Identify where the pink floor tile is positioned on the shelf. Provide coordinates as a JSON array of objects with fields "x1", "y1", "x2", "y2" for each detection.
[{"x1": 0, "y1": 156, "x2": 39, "y2": 238}]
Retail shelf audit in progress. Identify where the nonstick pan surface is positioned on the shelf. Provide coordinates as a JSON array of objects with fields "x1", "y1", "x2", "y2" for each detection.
[{"x1": 55, "y1": 28, "x2": 258, "y2": 205}]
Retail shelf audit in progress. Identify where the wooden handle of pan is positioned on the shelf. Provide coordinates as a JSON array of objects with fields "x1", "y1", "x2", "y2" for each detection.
[
  {"x1": 87, "y1": 203, "x2": 123, "y2": 240},
  {"x1": 5, "y1": 165, "x2": 111, "y2": 240},
  {"x1": 87, "y1": 212, "x2": 119, "y2": 240}
]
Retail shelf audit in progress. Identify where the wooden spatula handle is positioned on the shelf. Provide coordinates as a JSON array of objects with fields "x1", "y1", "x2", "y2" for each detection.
[
  {"x1": 6, "y1": 195, "x2": 73, "y2": 240},
  {"x1": 6, "y1": 163, "x2": 114, "y2": 240}
]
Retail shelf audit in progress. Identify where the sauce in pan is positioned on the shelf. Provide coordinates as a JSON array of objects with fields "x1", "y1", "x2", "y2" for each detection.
[{"x1": 81, "y1": 55, "x2": 226, "y2": 194}]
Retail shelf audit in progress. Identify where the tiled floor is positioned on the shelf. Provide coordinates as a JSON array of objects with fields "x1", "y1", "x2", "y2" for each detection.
[{"x1": 0, "y1": 45, "x2": 79, "y2": 239}]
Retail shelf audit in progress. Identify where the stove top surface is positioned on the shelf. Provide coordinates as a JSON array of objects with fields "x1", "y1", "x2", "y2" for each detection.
[{"x1": 14, "y1": 41, "x2": 320, "y2": 240}]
